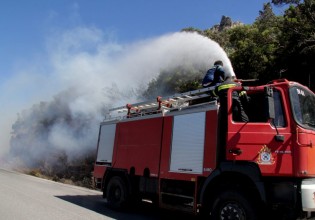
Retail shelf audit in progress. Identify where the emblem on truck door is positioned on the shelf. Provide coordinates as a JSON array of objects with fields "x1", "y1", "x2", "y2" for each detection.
[{"x1": 257, "y1": 145, "x2": 275, "y2": 165}]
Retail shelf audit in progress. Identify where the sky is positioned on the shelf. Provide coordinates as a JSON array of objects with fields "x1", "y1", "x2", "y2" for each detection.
[
  {"x1": 0, "y1": 0, "x2": 287, "y2": 79},
  {"x1": 0, "y1": 1, "x2": 289, "y2": 163}
]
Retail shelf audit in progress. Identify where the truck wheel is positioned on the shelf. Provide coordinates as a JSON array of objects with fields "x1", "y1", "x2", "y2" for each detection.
[
  {"x1": 209, "y1": 190, "x2": 257, "y2": 220},
  {"x1": 106, "y1": 176, "x2": 128, "y2": 209}
]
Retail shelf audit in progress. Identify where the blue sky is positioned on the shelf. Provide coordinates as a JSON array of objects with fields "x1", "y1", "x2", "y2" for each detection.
[{"x1": 1, "y1": 0, "x2": 287, "y2": 79}]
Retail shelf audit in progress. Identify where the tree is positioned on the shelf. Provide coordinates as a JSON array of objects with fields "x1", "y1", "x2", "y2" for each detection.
[
  {"x1": 255, "y1": 3, "x2": 283, "y2": 82},
  {"x1": 181, "y1": 27, "x2": 203, "y2": 35},
  {"x1": 272, "y1": 0, "x2": 300, "y2": 5},
  {"x1": 277, "y1": 0, "x2": 315, "y2": 90},
  {"x1": 145, "y1": 1, "x2": 315, "y2": 93},
  {"x1": 256, "y1": 3, "x2": 277, "y2": 28},
  {"x1": 142, "y1": 67, "x2": 204, "y2": 99},
  {"x1": 222, "y1": 3, "x2": 285, "y2": 83}
]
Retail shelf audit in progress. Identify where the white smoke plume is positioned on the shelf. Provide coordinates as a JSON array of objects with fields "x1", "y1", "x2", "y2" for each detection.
[{"x1": 0, "y1": 27, "x2": 234, "y2": 169}]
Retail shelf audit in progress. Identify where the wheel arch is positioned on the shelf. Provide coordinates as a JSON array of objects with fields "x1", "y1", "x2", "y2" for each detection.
[
  {"x1": 199, "y1": 162, "x2": 266, "y2": 208},
  {"x1": 102, "y1": 168, "x2": 131, "y2": 198}
]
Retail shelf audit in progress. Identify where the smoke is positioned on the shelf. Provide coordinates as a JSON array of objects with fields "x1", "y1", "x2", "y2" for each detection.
[{"x1": 1, "y1": 27, "x2": 234, "y2": 169}]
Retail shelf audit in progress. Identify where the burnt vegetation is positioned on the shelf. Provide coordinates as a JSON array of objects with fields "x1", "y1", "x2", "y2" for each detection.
[{"x1": 10, "y1": 89, "x2": 97, "y2": 188}]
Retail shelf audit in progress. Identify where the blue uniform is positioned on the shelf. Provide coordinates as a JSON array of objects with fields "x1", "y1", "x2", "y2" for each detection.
[{"x1": 202, "y1": 65, "x2": 225, "y2": 88}]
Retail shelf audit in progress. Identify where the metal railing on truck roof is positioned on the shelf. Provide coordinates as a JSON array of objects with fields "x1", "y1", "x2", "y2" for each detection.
[{"x1": 104, "y1": 86, "x2": 218, "y2": 121}]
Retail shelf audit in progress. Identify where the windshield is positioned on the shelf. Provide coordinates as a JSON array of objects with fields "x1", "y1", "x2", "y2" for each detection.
[{"x1": 290, "y1": 86, "x2": 315, "y2": 130}]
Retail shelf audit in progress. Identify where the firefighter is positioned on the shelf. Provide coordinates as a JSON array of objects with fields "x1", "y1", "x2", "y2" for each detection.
[
  {"x1": 212, "y1": 75, "x2": 249, "y2": 160},
  {"x1": 212, "y1": 75, "x2": 249, "y2": 123},
  {"x1": 202, "y1": 60, "x2": 225, "y2": 88}
]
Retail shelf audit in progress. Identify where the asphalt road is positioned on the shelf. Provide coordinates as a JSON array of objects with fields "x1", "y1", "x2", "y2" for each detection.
[{"x1": 0, "y1": 168, "x2": 192, "y2": 220}]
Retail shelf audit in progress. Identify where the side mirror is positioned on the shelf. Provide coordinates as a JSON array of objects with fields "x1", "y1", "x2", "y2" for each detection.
[{"x1": 264, "y1": 86, "x2": 275, "y2": 120}]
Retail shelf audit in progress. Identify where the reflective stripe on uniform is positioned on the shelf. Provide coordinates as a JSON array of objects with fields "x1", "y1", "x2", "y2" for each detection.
[
  {"x1": 239, "y1": 91, "x2": 247, "y2": 96},
  {"x1": 217, "y1": 84, "x2": 236, "y2": 92}
]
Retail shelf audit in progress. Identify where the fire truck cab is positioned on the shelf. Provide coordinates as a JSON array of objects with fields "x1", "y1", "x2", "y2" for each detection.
[{"x1": 93, "y1": 79, "x2": 315, "y2": 219}]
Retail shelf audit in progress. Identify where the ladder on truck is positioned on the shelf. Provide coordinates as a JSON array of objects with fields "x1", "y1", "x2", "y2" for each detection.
[{"x1": 106, "y1": 86, "x2": 218, "y2": 120}]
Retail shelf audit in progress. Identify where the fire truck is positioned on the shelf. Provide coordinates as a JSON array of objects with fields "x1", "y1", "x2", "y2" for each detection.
[{"x1": 93, "y1": 79, "x2": 315, "y2": 219}]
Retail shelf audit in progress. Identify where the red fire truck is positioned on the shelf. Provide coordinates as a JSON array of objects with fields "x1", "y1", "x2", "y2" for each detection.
[{"x1": 93, "y1": 79, "x2": 315, "y2": 219}]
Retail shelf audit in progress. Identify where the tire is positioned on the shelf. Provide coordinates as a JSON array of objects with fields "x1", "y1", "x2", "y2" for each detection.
[
  {"x1": 106, "y1": 176, "x2": 128, "y2": 209},
  {"x1": 209, "y1": 190, "x2": 257, "y2": 220}
]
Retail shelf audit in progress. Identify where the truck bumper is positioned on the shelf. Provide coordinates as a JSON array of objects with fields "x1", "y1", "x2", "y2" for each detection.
[{"x1": 301, "y1": 178, "x2": 315, "y2": 211}]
